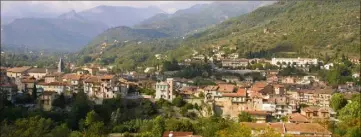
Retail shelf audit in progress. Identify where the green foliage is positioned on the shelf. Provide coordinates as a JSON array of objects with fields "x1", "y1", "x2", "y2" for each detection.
[
  {"x1": 162, "y1": 59, "x2": 180, "y2": 71},
  {"x1": 138, "y1": 88, "x2": 155, "y2": 96},
  {"x1": 172, "y1": 96, "x2": 186, "y2": 107},
  {"x1": 238, "y1": 112, "x2": 253, "y2": 122},
  {"x1": 338, "y1": 94, "x2": 360, "y2": 121},
  {"x1": 330, "y1": 93, "x2": 348, "y2": 112},
  {"x1": 52, "y1": 93, "x2": 66, "y2": 109},
  {"x1": 151, "y1": 116, "x2": 165, "y2": 137},
  {"x1": 216, "y1": 123, "x2": 252, "y2": 137},
  {"x1": 279, "y1": 66, "x2": 306, "y2": 76},
  {"x1": 0, "y1": 116, "x2": 53, "y2": 137},
  {"x1": 174, "y1": 63, "x2": 212, "y2": 79},
  {"x1": 325, "y1": 64, "x2": 353, "y2": 86}
]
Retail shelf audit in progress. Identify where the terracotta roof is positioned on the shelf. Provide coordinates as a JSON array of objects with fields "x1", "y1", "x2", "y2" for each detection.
[
  {"x1": 240, "y1": 122, "x2": 284, "y2": 134},
  {"x1": 288, "y1": 113, "x2": 310, "y2": 123},
  {"x1": 302, "y1": 106, "x2": 330, "y2": 113},
  {"x1": 100, "y1": 75, "x2": 115, "y2": 80},
  {"x1": 273, "y1": 84, "x2": 284, "y2": 88},
  {"x1": 21, "y1": 76, "x2": 36, "y2": 83},
  {"x1": 218, "y1": 84, "x2": 235, "y2": 93},
  {"x1": 250, "y1": 92, "x2": 263, "y2": 98},
  {"x1": 38, "y1": 81, "x2": 68, "y2": 86},
  {"x1": 222, "y1": 88, "x2": 246, "y2": 97},
  {"x1": 28, "y1": 68, "x2": 56, "y2": 73},
  {"x1": 253, "y1": 81, "x2": 268, "y2": 88},
  {"x1": 285, "y1": 123, "x2": 331, "y2": 135},
  {"x1": 179, "y1": 86, "x2": 198, "y2": 95},
  {"x1": 269, "y1": 123, "x2": 285, "y2": 134},
  {"x1": 162, "y1": 131, "x2": 193, "y2": 137},
  {"x1": 7, "y1": 66, "x2": 32, "y2": 73},
  {"x1": 84, "y1": 76, "x2": 100, "y2": 83},
  {"x1": 62, "y1": 73, "x2": 82, "y2": 81},
  {"x1": 204, "y1": 85, "x2": 218, "y2": 91},
  {"x1": 314, "y1": 88, "x2": 333, "y2": 94},
  {"x1": 244, "y1": 110, "x2": 269, "y2": 116},
  {"x1": 45, "y1": 72, "x2": 64, "y2": 77}
]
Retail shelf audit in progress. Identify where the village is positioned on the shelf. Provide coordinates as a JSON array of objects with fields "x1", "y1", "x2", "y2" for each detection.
[{"x1": 1, "y1": 50, "x2": 360, "y2": 137}]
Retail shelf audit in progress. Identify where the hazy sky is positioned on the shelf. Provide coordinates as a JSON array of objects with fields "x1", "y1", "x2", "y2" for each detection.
[{"x1": 1, "y1": 1, "x2": 213, "y2": 17}]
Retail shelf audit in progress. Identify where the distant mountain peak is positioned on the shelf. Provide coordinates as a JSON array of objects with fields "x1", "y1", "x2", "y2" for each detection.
[{"x1": 58, "y1": 10, "x2": 85, "y2": 21}]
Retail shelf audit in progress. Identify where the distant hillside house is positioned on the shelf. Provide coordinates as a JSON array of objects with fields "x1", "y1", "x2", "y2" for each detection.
[
  {"x1": 155, "y1": 78, "x2": 175, "y2": 101},
  {"x1": 6, "y1": 66, "x2": 32, "y2": 78},
  {"x1": 28, "y1": 68, "x2": 56, "y2": 80},
  {"x1": 271, "y1": 57, "x2": 318, "y2": 67},
  {"x1": 221, "y1": 58, "x2": 248, "y2": 68}
]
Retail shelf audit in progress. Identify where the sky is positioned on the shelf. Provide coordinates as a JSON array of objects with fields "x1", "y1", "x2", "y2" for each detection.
[{"x1": 1, "y1": 1, "x2": 213, "y2": 17}]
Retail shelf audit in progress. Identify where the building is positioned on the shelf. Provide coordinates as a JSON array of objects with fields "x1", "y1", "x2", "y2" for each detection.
[
  {"x1": 243, "y1": 111, "x2": 271, "y2": 123},
  {"x1": 221, "y1": 58, "x2": 249, "y2": 68},
  {"x1": 58, "y1": 58, "x2": 65, "y2": 73},
  {"x1": 6, "y1": 66, "x2": 32, "y2": 78},
  {"x1": 267, "y1": 96, "x2": 292, "y2": 118},
  {"x1": 287, "y1": 113, "x2": 310, "y2": 123},
  {"x1": 40, "y1": 91, "x2": 58, "y2": 111},
  {"x1": 0, "y1": 74, "x2": 17, "y2": 101},
  {"x1": 301, "y1": 106, "x2": 335, "y2": 121},
  {"x1": 28, "y1": 68, "x2": 56, "y2": 80},
  {"x1": 221, "y1": 88, "x2": 247, "y2": 104},
  {"x1": 273, "y1": 84, "x2": 285, "y2": 95},
  {"x1": 155, "y1": 78, "x2": 175, "y2": 101},
  {"x1": 37, "y1": 81, "x2": 68, "y2": 94},
  {"x1": 323, "y1": 63, "x2": 334, "y2": 70},
  {"x1": 271, "y1": 57, "x2": 318, "y2": 67},
  {"x1": 298, "y1": 89, "x2": 333, "y2": 107},
  {"x1": 242, "y1": 122, "x2": 332, "y2": 137},
  {"x1": 83, "y1": 75, "x2": 127, "y2": 99}
]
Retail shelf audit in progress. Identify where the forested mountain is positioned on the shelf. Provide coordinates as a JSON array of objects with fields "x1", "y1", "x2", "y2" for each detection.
[
  {"x1": 77, "y1": 0, "x2": 360, "y2": 70},
  {"x1": 1, "y1": 6, "x2": 164, "y2": 52},
  {"x1": 135, "y1": 1, "x2": 273, "y2": 36},
  {"x1": 178, "y1": 0, "x2": 360, "y2": 58},
  {"x1": 78, "y1": 6, "x2": 164, "y2": 27},
  {"x1": 1, "y1": 17, "x2": 108, "y2": 51}
]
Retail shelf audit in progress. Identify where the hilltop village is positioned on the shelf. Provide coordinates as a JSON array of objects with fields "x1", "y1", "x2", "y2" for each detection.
[{"x1": 1, "y1": 52, "x2": 360, "y2": 136}]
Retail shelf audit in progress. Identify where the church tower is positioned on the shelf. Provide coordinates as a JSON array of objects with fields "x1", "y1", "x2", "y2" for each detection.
[{"x1": 58, "y1": 58, "x2": 64, "y2": 73}]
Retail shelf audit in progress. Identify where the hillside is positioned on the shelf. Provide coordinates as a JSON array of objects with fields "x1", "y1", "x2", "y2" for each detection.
[
  {"x1": 78, "y1": 6, "x2": 164, "y2": 27},
  {"x1": 1, "y1": 17, "x2": 108, "y2": 51},
  {"x1": 135, "y1": 1, "x2": 272, "y2": 36},
  {"x1": 81, "y1": 26, "x2": 169, "y2": 54},
  {"x1": 178, "y1": 0, "x2": 360, "y2": 58},
  {"x1": 76, "y1": 0, "x2": 360, "y2": 69},
  {"x1": 1, "y1": 6, "x2": 164, "y2": 52}
]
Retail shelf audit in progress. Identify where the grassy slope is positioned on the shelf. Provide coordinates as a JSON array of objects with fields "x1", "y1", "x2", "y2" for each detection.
[{"x1": 176, "y1": 0, "x2": 360, "y2": 58}]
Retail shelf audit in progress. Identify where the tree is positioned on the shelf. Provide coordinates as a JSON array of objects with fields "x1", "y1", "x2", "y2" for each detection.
[
  {"x1": 238, "y1": 112, "x2": 253, "y2": 122},
  {"x1": 258, "y1": 127, "x2": 282, "y2": 137},
  {"x1": 330, "y1": 93, "x2": 347, "y2": 112},
  {"x1": 85, "y1": 110, "x2": 101, "y2": 126},
  {"x1": 47, "y1": 123, "x2": 71, "y2": 137},
  {"x1": 52, "y1": 93, "x2": 66, "y2": 109},
  {"x1": 32, "y1": 83, "x2": 37, "y2": 101},
  {"x1": 172, "y1": 96, "x2": 185, "y2": 107},
  {"x1": 1, "y1": 116, "x2": 53, "y2": 137},
  {"x1": 216, "y1": 123, "x2": 251, "y2": 137},
  {"x1": 152, "y1": 116, "x2": 165, "y2": 137},
  {"x1": 338, "y1": 94, "x2": 360, "y2": 121}
]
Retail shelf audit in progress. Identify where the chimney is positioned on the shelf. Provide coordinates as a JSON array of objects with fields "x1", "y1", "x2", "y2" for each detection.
[
  {"x1": 169, "y1": 131, "x2": 173, "y2": 137},
  {"x1": 46, "y1": 68, "x2": 48, "y2": 74}
]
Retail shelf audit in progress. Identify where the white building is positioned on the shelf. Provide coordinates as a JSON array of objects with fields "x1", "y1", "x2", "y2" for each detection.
[
  {"x1": 323, "y1": 63, "x2": 334, "y2": 70},
  {"x1": 155, "y1": 78, "x2": 175, "y2": 101},
  {"x1": 271, "y1": 57, "x2": 318, "y2": 67}
]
